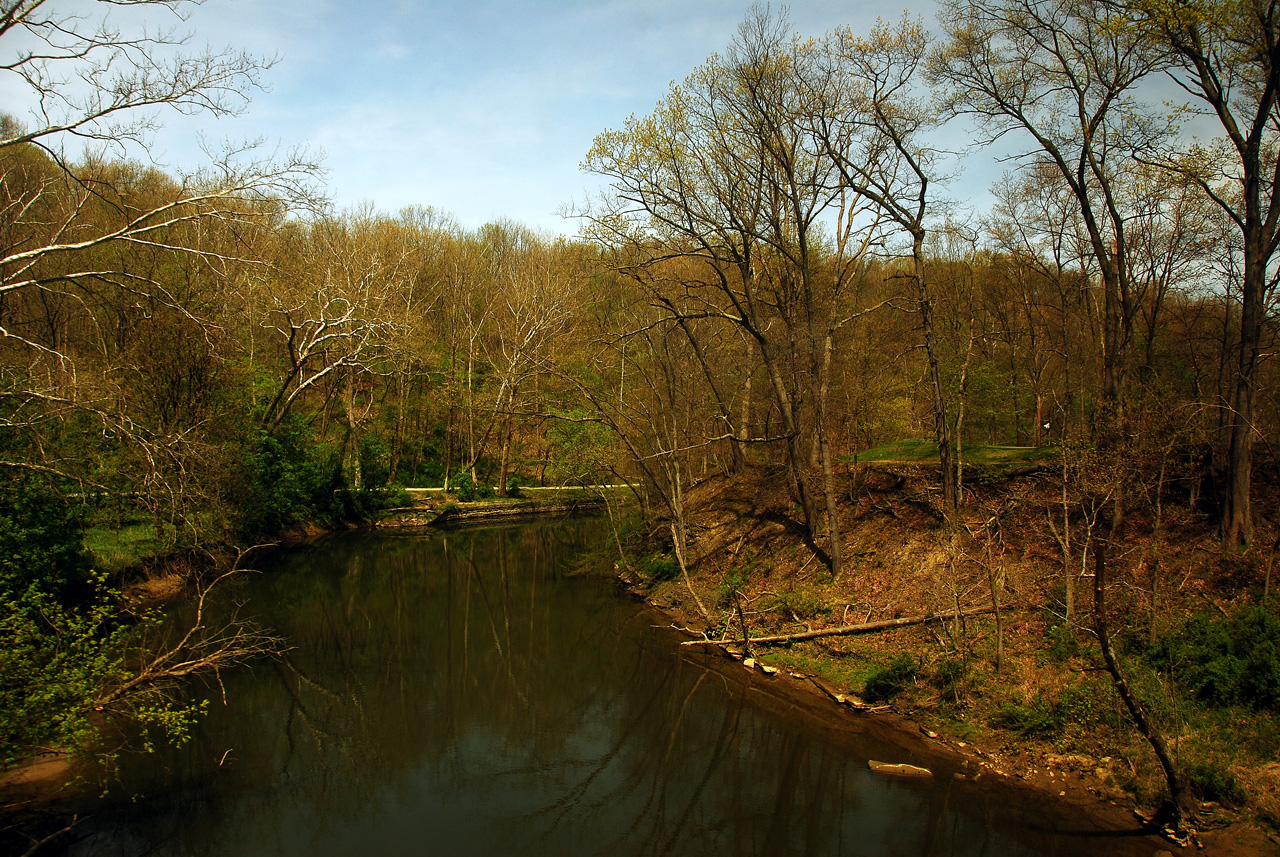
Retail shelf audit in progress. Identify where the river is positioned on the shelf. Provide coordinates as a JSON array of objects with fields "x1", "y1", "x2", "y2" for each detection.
[{"x1": 60, "y1": 522, "x2": 1153, "y2": 856}]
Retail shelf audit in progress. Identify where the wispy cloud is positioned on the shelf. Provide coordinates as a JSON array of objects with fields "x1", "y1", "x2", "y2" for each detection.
[{"x1": 120, "y1": 0, "x2": 943, "y2": 233}]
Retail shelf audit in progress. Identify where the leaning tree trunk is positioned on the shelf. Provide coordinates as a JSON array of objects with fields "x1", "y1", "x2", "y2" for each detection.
[{"x1": 1093, "y1": 537, "x2": 1194, "y2": 831}]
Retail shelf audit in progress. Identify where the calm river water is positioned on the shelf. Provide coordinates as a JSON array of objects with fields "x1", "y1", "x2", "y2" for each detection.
[{"x1": 62, "y1": 522, "x2": 1152, "y2": 856}]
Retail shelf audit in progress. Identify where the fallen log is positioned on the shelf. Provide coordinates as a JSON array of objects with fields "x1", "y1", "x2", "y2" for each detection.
[
  {"x1": 868, "y1": 761, "x2": 933, "y2": 778},
  {"x1": 680, "y1": 606, "x2": 1001, "y2": 647}
]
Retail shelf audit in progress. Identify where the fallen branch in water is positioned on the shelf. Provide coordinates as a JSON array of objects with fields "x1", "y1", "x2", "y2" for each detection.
[{"x1": 681, "y1": 606, "x2": 1003, "y2": 647}]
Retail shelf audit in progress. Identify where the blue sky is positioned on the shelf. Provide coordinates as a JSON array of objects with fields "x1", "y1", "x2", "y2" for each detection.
[
  {"x1": 145, "y1": 0, "x2": 946, "y2": 234},
  {"x1": 5, "y1": 1, "x2": 970, "y2": 234}
]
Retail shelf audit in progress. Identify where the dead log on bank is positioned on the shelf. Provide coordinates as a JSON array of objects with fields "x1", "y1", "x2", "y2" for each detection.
[{"x1": 681, "y1": 606, "x2": 1002, "y2": 647}]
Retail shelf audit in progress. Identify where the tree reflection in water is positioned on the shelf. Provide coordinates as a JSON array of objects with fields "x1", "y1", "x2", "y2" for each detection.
[{"x1": 66, "y1": 523, "x2": 1150, "y2": 857}]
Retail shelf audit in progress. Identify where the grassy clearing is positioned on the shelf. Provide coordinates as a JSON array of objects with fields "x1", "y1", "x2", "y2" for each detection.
[
  {"x1": 849, "y1": 438, "x2": 1060, "y2": 467},
  {"x1": 82, "y1": 516, "x2": 164, "y2": 571}
]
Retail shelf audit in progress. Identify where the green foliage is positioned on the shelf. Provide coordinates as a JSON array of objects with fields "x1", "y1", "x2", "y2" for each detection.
[
  {"x1": 640, "y1": 552, "x2": 680, "y2": 582},
  {"x1": 716, "y1": 565, "x2": 752, "y2": 608},
  {"x1": 1054, "y1": 681, "x2": 1115, "y2": 729},
  {"x1": 545, "y1": 411, "x2": 614, "y2": 485},
  {"x1": 449, "y1": 475, "x2": 495, "y2": 502},
  {"x1": 849, "y1": 439, "x2": 1059, "y2": 467},
  {"x1": 0, "y1": 579, "x2": 204, "y2": 768},
  {"x1": 504, "y1": 473, "x2": 525, "y2": 498},
  {"x1": 987, "y1": 674, "x2": 1126, "y2": 739},
  {"x1": 932, "y1": 657, "x2": 968, "y2": 703},
  {"x1": 0, "y1": 476, "x2": 92, "y2": 603},
  {"x1": 1151, "y1": 605, "x2": 1280, "y2": 710},
  {"x1": 232, "y1": 419, "x2": 344, "y2": 535},
  {"x1": 358, "y1": 434, "x2": 391, "y2": 488},
  {"x1": 1185, "y1": 759, "x2": 1247, "y2": 806},
  {"x1": 862, "y1": 653, "x2": 919, "y2": 702},
  {"x1": 0, "y1": 480, "x2": 203, "y2": 769},
  {"x1": 82, "y1": 515, "x2": 164, "y2": 572},
  {"x1": 1044, "y1": 622, "x2": 1081, "y2": 662},
  {"x1": 991, "y1": 699, "x2": 1059, "y2": 735}
]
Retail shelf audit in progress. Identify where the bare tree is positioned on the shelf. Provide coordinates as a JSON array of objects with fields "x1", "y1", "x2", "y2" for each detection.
[
  {"x1": 932, "y1": 0, "x2": 1170, "y2": 528},
  {"x1": 257, "y1": 214, "x2": 410, "y2": 436},
  {"x1": 0, "y1": 0, "x2": 320, "y2": 518},
  {"x1": 1129, "y1": 0, "x2": 1280, "y2": 546},
  {"x1": 582, "y1": 8, "x2": 887, "y2": 575},
  {"x1": 812, "y1": 16, "x2": 961, "y2": 513}
]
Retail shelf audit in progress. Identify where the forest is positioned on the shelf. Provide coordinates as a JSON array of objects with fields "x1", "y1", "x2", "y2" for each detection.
[{"x1": 2, "y1": 0, "x2": 1279, "y2": 846}]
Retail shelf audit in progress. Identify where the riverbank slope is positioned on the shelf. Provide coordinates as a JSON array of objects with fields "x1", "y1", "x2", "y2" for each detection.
[{"x1": 617, "y1": 465, "x2": 1280, "y2": 855}]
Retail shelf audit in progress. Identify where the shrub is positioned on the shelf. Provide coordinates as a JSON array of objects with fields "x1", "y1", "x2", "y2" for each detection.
[
  {"x1": 357, "y1": 434, "x2": 391, "y2": 488},
  {"x1": 1152, "y1": 606, "x2": 1280, "y2": 710},
  {"x1": 641, "y1": 553, "x2": 680, "y2": 582},
  {"x1": 0, "y1": 481, "x2": 206, "y2": 768},
  {"x1": 1044, "y1": 622, "x2": 1080, "y2": 662},
  {"x1": 863, "y1": 653, "x2": 919, "y2": 702},
  {"x1": 1186, "y1": 759, "x2": 1247, "y2": 806},
  {"x1": 932, "y1": 657, "x2": 968, "y2": 703},
  {"x1": 233, "y1": 421, "x2": 343, "y2": 535},
  {"x1": 505, "y1": 473, "x2": 525, "y2": 498},
  {"x1": 991, "y1": 699, "x2": 1060, "y2": 735},
  {"x1": 449, "y1": 475, "x2": 494, "y2": 502},
  {"x1": 0, "y1": 476, "x2": 92, "y2": 603},
  {"x1": 716, "y1": 566, "x2": 751, "y2": 608}
]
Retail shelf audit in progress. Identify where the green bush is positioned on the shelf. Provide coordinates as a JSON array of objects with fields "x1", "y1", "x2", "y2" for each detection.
[
  {"x1": 1044, "y1": 622, "x2": 1080, "y2": 662},
  {"x1": 991, "y1": 699, "x2": 1060, "y2": 735},
  {"x1": 449, "y1": 475, "x2": 494, "y2": 502},
  {"x1": 0, "y1": 480, "x2": 202, "y2": 768},
  {"x1": 716, "y1": 566, "x2": 751, "y2": 608},
  {"x1": 0, "y1": 476, "x2": 92, "y2": 603},
  {"x1": 357, "y1": 434, "x2": 391, "y2": 488},
  {"x1": 504, "y1": 473, "x2": 524, "y2": 498},
  {"x1": 233, "y1": 420, "x2": 343, "y2": 535},
  {"x1": 1186, "y1": 759, "x2": 1247, "y2": 806},
  {"x1": 1152, "y1": 606, "x2": 1280, "y2": 710},
  {"x1": 641, "y1": 553, "x2": 680, "y2": 582},
  {"x1": 932, "y1": 657, "x2": 968, "y2": 703},
  {"x1": 863, "y1": 653, "x2": 919, "y2": 702},
  {"x1": 1054, "y1": 681, "x2": 1111, "y2": 728}
]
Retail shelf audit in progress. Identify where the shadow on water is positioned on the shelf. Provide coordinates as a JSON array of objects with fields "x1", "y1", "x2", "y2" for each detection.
[{"x1": 58, "y1": 522, "x2": 1158, "y2": 857}]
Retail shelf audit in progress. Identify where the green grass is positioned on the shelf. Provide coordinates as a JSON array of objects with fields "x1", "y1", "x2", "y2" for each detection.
[
  {"x1": 767, "y1": 646, "x2": 890, "y2": 696},
  {"x1": 83, "y1": 518, "x2": 165, "y2": 570},
  {"x1": 849, "y1": 439, "x2": 1060, "y2": 467}
]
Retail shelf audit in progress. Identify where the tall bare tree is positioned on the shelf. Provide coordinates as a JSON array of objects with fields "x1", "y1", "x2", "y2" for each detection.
[
  {"x1": 582, "y1": 8, "x2": 887, "y2": 575},
  {"x1": 1129, "y1": 0, "x2": 1280, "y2": 546},
  {"x1": 932, "y1": 0, "x2": 1170, "y2": 528}
]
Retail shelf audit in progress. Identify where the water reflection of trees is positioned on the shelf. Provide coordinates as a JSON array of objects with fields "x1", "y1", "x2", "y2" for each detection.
[{"x1": 70, "y1": 524, "x2": 1138, "y2": 857}]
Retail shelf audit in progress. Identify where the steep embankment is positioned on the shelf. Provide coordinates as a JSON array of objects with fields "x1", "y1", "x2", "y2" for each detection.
[{"x1": 618, "y1": 465, "x2": 1280, "y2": 855}]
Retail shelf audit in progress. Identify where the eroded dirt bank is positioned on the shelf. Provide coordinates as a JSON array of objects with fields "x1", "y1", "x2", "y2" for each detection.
[{"x1": 613, "y1": 465, "x2": 1280, "y2": 856}]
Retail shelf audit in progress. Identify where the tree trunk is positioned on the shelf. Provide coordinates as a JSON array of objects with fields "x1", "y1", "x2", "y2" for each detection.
[
  {"x1": 497, "y1": 419, "x2": 512, "y2": 497},
  {"x1": 674, "y1": 313, "x2": 746, "y2": 472},
  {"x1": 1093, "y1": 537, "x2": 1194, "y2": 828},
  {"x1": 345, "y1": 367, "x2": 361, "y2": 491},
  {"x1": 915, "y1": 237, "x2": 957, "y2": 514},
  {"x1": 681, "y1": 606, "x2": 1001, "y2": 646},
  {"x1": 1222, "y1": 256, "x2": 1262, "y2": 546}
]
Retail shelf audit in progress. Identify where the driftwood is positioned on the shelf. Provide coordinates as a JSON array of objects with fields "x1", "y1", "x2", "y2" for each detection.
[
  {"x1": 868, "y1": 761, "x2": 933, "y2": 778},
  {"x1": 681, "y1": 606, "x2": 1001, "y2": 647}
]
